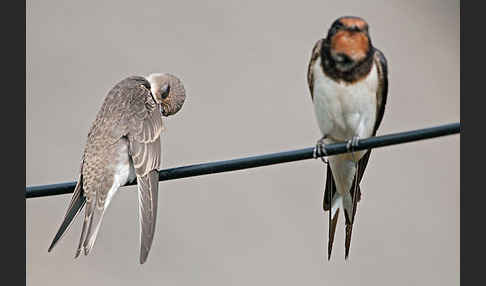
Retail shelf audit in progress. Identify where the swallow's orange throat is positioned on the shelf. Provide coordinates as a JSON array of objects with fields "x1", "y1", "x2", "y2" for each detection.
[
  {"x1": 320, "y1": 16, "x2": 374, "y2": 83},
  {"x1": 330, "y1": 30, "x2": 370, "y2": 62}
]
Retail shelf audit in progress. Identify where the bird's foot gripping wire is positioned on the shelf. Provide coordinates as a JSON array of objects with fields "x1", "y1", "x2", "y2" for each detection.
[
  {"x1": 346, "y1": 136, "x2": 360, "y2": 153},
  {"x1": 313, "y1": 137, "x2": 329, "y2": 164}
]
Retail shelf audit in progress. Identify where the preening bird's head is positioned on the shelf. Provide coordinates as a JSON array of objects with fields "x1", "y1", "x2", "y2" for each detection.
[
  {"x1": 146, "y1": 73, "x2": 186, "y2": 116},
  {"x1": 325, "y1": 16, "x2": 372, "y2": 72}
]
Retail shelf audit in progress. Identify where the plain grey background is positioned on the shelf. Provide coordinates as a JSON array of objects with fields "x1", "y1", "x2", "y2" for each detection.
[{"x1": 26, "y1": 0, "x2": 459, "y2": 285}]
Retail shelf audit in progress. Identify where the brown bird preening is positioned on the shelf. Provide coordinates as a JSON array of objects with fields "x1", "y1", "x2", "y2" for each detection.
[
  {"x1": 307, "y1": 16, "x2": 389, "y2": 259},
  {"x1": 48, "y1": 73, "x2": 186, "y2": 264}
]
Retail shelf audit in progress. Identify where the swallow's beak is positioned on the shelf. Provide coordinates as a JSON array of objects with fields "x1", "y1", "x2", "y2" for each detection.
[
  {"x1": 153, "y1": 84, "x2": 170, "y2": 104},
  {"x1": 160, "y1": 84, "x2": 170, "y2": 100}
]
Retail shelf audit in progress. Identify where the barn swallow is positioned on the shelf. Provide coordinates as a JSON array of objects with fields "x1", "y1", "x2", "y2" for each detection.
[
  {"x1": 307, "y1": 16, "x2": 388, "y2": 259},
  {"x1": 48, "y1": 73, "x2": 186, "y2": 264}
]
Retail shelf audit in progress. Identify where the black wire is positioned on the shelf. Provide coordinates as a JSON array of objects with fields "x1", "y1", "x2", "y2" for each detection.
[{"x1": 26, "y1": 122, "x2": 460, "y2": 199}]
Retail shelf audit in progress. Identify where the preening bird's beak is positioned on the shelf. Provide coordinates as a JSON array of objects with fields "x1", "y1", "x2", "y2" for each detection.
[
  {"x1": 160, "y1": 81, "x2": 186, "y2": 117},
  {"x1": 160, "y1": 84, "x2": 170, "y2": 100},
  {"x1": 153, "y1": 84, "x2": 170, "y2": 104},
  {"x1": 146, "y1": 73, "x2": 186, "y2": 116}
]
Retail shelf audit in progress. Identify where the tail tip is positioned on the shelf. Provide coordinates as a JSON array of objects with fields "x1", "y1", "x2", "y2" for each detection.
[
  {"x1": 74, "y1": 247, "x2": 83, "y2": 259},
  {"x1": 140, "y1": 254, "x2": 148, "y2": 264},
  {"x1": 344, "y1": 223, "x2": 353, "y2": 260},
  {"x1": 140, "y1": 247, "x2": 149, "y2": 264}
]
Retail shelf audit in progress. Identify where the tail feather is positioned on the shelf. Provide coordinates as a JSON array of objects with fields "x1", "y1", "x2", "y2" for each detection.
[
  {"x1": 74, "y1": 203, "x2": 91, "y2": 258},
  {"x1": 344, "y1": 200, "x2": 357, "y2": 260},
  {"x1": 75, "y1": 190, "x2": 107, "y2": 257},
  {"x1": 328, "y1": 208, "x2": 339, "y2": 260},
  {"x1": 344, "y1": 163, "x2": 360, "y2": 260},
  {"x1": 324, "y1": 156, "x2": 364, "y2": 260},
  {"x1": 48, "y1": 175, "x2": 86, "y2": 252},
  {"x1": 325, "y1": 165, "x2": 338, "y2": 260},
  {"x1": 328, "y1": 189, "x2": 359, "y2": 260},
  {"x1": 74, "y1": 196, "x2": 93, "y2": 258},
  {"x1": 82, "y1": 205, "x2": 106, "y2": 256},
  {"x1": 344, "y1": 223, "x2": 353, "y2": 259}
]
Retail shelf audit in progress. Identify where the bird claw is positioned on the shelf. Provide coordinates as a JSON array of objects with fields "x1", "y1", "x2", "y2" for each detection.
[
  {"x1": 346, "y1": 136, "x2": 360, "y2": 152},
  {"x1": 313, "y1": 137, "x2": 329, "y2": 164}
]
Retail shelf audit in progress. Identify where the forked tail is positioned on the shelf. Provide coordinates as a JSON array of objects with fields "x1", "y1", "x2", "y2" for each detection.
[{"x1": 48, "y1": 175, "x2": 86, "y2": 252}]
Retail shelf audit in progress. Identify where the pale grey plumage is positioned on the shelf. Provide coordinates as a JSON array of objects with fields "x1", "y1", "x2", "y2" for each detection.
[{"x1": 49, "y1": 73, "x2": 186, "y2": 264}]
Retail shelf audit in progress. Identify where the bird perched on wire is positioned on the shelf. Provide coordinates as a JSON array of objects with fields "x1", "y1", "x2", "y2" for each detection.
[
  {"x1": 307, "y1": 16, "x2": 388, "y2": 259},
  {"x1": 48, "y1": 73, "x2": 186, "y2": 264}
]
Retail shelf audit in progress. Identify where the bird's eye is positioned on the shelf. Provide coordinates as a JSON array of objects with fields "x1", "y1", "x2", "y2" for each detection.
[{"x1": 160, "y1": 84, "x2": 170, "y2": 99}]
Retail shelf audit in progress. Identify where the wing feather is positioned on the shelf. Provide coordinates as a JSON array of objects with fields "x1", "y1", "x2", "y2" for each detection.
[
  {"x1": 307, "y1": 39, "x2": 324, "y2": 101},
  {"x1": 373, "y1": 48, "x2": 389, "y2": 134},
  {"x1": 137, "y1": 170, "x2": 159, "y2": 264},
  {"x1": 119, "y1": 79, "x2": 163, "y2": 264}
]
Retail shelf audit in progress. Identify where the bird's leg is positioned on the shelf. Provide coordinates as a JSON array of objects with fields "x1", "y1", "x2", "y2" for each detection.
[
  {"x1": 347, "y1": 135, "x2": 360, "y2": 225},
  {"x1": 346, "y1": 135, "x2": 360, "y2": 153},
  {"x1": 313, "y1": 136, "x2": 329, "y2": 164}
]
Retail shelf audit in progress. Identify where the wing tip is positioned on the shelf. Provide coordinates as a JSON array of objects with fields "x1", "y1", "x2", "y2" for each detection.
[
  {"x1": 140, "y1": 252, "x2": 148, "y2": 264},
  {"x1": 137, "y1": 170, "x2": 159, "y2": 265},
  {"x1": 139, "y1": 243, "x2": 152, "y2": 264}
]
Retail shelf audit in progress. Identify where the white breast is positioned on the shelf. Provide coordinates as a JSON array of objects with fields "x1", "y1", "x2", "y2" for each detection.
[
  {"x1": 104, "y1": 138, "x2": 136, "y2": 209},
  {"x1": 312, "y1": 58, "x2": 378, "y2": 142}
]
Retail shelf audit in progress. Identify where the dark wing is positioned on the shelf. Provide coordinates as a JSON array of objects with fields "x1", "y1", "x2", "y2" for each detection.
[
  {"x1": 307, "y1": 39, "x2": 324, "y2": 101},
  {"x1": 122, "y1": 82, "x2": 163, "y2": 264},
  {"x1": 348, "y1": 48, "x2": 388, "y2": 199},
  {"x1": 373, "y1": 48, "x2": 388, "y2": 134}
]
